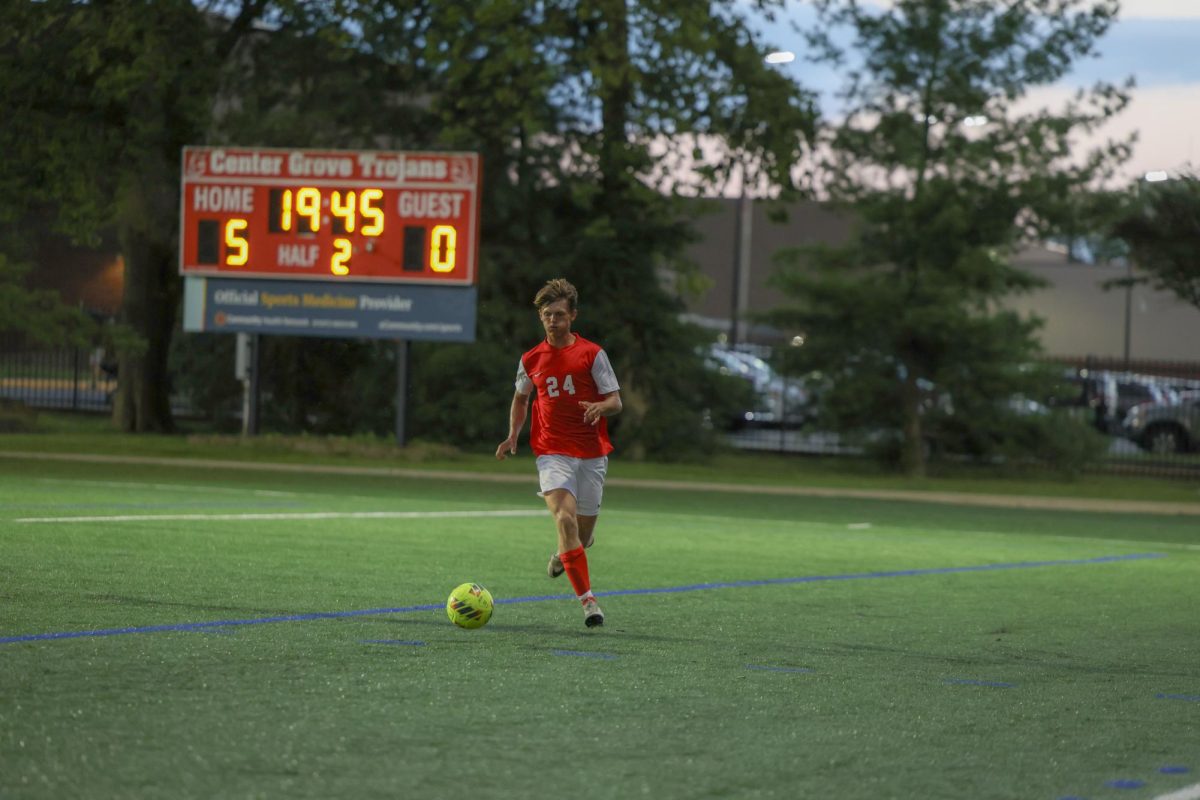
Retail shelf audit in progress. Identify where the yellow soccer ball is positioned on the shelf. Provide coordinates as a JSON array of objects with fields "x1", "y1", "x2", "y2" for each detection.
[{"x1": 446, "y1": 582, "x2": 494, "y2": 629}]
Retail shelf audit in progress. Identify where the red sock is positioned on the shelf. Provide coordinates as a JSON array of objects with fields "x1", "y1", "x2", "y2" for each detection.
[{"x1": 558, "y1": 546, "x2": 593, "y2": 600}]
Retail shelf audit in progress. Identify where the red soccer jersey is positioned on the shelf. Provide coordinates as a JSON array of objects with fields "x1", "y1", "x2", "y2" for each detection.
[{"x1": 517, "y1": 334, "x2": 619, "y2": 458}]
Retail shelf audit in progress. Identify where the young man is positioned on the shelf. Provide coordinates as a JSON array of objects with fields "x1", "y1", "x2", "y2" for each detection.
[{"x1": 495, "y1": 278, "x2": 622, "y2": 628}]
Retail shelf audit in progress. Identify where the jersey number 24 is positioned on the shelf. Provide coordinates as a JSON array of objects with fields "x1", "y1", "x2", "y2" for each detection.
[{"x1": 545, "y1": 375, "x2": 575, "y2": 397}]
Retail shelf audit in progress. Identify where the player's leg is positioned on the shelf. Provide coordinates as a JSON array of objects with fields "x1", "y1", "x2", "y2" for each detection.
[
  {"x1": 550, "y1": 513, "x2": 597, "y2": 577},
  {"x1": 542, "y1": 488, "x2": 582, "y2": 553},
  {"x1": 552, "y1": 513, "x2": 598, "y2": 577},
  {"x1": 569, "y1": 456, "x2": 606, "y2": 627},
  {"x1": 546, "y1": 489, "x2": 601, "y2": 626},
  {"x1": 540, "y1": 455, "x2": 577, "y2": 579},
  {"x1": 575, "y1": 456, "x2": 607, "y2": 550},
  {"x1": 578, "y1": 515, "x2": 597, "y2": 549}
]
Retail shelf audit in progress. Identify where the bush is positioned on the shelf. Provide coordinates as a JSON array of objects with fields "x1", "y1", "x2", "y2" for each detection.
[{"x1": 920, "y1": 407, "x2": 1106, "y2": 476}]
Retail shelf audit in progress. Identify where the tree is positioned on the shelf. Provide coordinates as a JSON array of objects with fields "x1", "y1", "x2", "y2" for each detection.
[
  {"x1": 0, "y1": 255, "x2": 94, "y2": 346},
  {"x1": 0, "y1": 0, "x2": 269, "y2": 431},
  {"x1": 763, "y1": 0, "x2": 1130, "y2": 475},
  {"x1": 1112, "y1": 173, "x2": 1200, "y2": 311},
  {"x1": 7, "y1": 0, "x2": 816, "y2": 454},
  {"x1": 355, "y1": 0, "x2": 817, "y2": 457}
]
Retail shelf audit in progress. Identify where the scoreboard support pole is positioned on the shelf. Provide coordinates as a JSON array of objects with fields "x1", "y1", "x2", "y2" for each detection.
[
  {"x1": 235, "y1": 332, "x2": 261, "y2": 437},
  {"x1": 395, "y1": 339, "x2": 410, "y2": 447}
]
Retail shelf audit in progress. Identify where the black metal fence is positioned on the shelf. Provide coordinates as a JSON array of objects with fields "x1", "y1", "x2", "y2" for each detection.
[
  {"x1": 3, "y1": 337, "x2": 1198, "y2": 476},
  {"x1": 0, "y1": 336, "x2": 116, "y2": 413}
]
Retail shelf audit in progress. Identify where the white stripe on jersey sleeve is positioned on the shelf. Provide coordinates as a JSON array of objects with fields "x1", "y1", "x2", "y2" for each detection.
[
  {"x1": 591, "y1": 349, "x2": 620, "y2": 394},
  {"x1": 515, "y1": 359, "x2": 534, "y2": 395}
]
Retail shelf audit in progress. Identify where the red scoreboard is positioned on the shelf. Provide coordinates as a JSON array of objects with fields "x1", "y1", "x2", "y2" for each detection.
[{"x1": 179, "y1": 147, "x2": 481, "y2": 285}]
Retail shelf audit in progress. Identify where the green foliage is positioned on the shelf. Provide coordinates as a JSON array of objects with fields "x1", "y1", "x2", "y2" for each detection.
[
  {"x1": 254, "y1": 338, "x2": 399, "y2": 435},
  {"x1": 1, "y1": 0, "x2": 217, "y2": 241},
  {"x1": 12, "y1": 0, "x2": 816, "y2": 452},
  {"x1": 0, "y1": 254, "x2": 95, "y2": 346},
  {"x1": 409, "y1": 340, "x2": 514, "y2": 447},
  {"x1": 2, "y1": 0, "x2": 228, "y2": 432},
  {"x1": 766, "y1": 0, "x2": 1129, "y2": 475},
  {"x1": 168, "y1": 332, "x2": 242, "y2": 431},
  {"x1": 1112, "y1": 173, "x2": 1200, "y2": 310}
]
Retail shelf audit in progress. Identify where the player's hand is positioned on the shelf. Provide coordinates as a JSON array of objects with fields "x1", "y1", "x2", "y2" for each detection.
[
  {"x1": 579, "y1": 400, "x2": 603, "y2": 426},
  {"x1": 495, "y1": 438, "x2": 517, "y2": 460}
]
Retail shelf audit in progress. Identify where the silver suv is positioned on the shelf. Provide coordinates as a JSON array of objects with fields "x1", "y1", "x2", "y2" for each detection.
[{"x1": 1124, "y1": 391, "x2": 1200, "y2": 454}]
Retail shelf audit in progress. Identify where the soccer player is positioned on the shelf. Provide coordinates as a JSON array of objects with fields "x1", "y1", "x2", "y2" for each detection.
[{"x1": 495, "y1": 278, "x2": 622, "y2": 628}]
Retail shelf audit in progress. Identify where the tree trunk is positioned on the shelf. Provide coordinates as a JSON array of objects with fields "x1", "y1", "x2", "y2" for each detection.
[
  {"x1": 592, "y1": 0, "x2": 650, "y2": 458},
  {"x1": 594, "y1": 0, "x2": 633, "y2": 200},
  {"x1": 113, "y1": 225, "x2": 177, "y2": 433}
]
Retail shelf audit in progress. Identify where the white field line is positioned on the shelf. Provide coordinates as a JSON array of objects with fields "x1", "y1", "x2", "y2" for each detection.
[
  {"x1": 35, "y1": 478, "x2": 299, "y2": 497},
  {"x1": 1154, "y1": 783, "x2": 1200, "y2": 800},
  {"x1": 4, "y1": 451, "x2": 1199, "y2": 516},
  {"x1": 605, "y1": 509, "x2": 1200, "y2": 552},
  {"x1": 15, "y1": 509, "x2": 547, "y2": 524}
]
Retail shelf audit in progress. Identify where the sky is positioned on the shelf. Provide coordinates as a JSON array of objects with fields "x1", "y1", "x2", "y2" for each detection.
[{"x1": 752, "y1": 0, "x2": 1200, "y2": 183}]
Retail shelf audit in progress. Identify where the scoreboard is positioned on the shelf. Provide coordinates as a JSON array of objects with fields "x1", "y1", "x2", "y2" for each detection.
[{"x1": 179, "y1": 147, "x2": 480, "y2": 285}]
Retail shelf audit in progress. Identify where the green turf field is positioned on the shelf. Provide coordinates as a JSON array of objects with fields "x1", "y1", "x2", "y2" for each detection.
[{"x1": 2, "y1": 453, "x2": 1199, "y2": 799}]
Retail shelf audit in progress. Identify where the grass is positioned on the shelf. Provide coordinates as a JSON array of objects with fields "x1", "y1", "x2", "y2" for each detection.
[{"x1": 2, "y1": 452, "x2": 1200, "y2": 799}]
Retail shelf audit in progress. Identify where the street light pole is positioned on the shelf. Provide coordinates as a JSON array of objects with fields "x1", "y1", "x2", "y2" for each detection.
[
  {"x1": 1128, "y1": 172, "x2": 1166, "y2": 369},
  {"x1": 729, "y1": 165, "x2": 753, "y2": 347},
  {"x1": 1122, "y1": 259, "x2": 1132, "y2": 370}
]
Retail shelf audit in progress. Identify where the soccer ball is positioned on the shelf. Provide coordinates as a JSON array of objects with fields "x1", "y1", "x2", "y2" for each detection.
[{"x1": 446, "y1": 582, "x2": 494, "y2": 629}]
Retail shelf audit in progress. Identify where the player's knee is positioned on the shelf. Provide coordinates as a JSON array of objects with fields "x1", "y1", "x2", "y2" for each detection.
[{"x1": 554, "y1": 507, "x2": 578, "y2": 533}]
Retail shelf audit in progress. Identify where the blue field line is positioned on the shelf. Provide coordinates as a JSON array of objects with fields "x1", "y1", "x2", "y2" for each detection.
[
  {"x1": 1105, "y1": 778, "x2": 1146, "y2": 789},
  {"x1": 0, "y1": 552, "x2": 1165, "y2": 646},
  {"x1": 590, "y1": 553, "x2": 1165, "y2": 599}
]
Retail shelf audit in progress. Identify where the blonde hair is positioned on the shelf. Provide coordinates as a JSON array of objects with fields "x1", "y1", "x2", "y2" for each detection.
[{"x1": 533, "y1": 278, "x2": 579, "y2": 311}]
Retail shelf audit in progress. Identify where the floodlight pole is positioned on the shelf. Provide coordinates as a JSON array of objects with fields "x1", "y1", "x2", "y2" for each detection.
[
  {"x1": 729, "y1": 167, "x2": 753, "y2": 346},
  {"x1": 1122, "y1": 260, "x2": 1132, "y2": 370}
]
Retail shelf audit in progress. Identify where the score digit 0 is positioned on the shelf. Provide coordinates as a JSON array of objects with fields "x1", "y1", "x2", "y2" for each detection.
[{"x1": 430, "y1": 225, "x2": 456, "y2": 273}]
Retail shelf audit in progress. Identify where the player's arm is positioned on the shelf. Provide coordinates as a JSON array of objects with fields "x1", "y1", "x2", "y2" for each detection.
[
  {"x1": 580, "y1": 391, "x2": 622, "y2": 426},
  {"x1": 579, "y1": 348, "x2": 622, "y2": 426},
  {"x1": 496, "y1": 389, "x2": 531, "y2": 459}
]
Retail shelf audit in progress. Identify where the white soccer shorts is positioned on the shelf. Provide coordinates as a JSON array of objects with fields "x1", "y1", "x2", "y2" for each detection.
[{"x1": 535, "y1": 454, "x2": 608, "y2": 516}]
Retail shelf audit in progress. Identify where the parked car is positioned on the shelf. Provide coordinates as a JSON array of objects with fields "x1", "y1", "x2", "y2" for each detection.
[
  {"x1": 1123, "y1": 391, "x2": 1200, "y2": 454},
  {"x1": 1052, "y1": 370, "x2": 1119, "y2": 432},
  {"x1": 1054, "y1": 370, "x2": 1176, "y2": 433},
  {"x1": 1114, "y1": 376, "x2": 1172, "y2": 420},
  {"x1": 703, "y1": 345, "x2": 812, "y2": 428}
]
